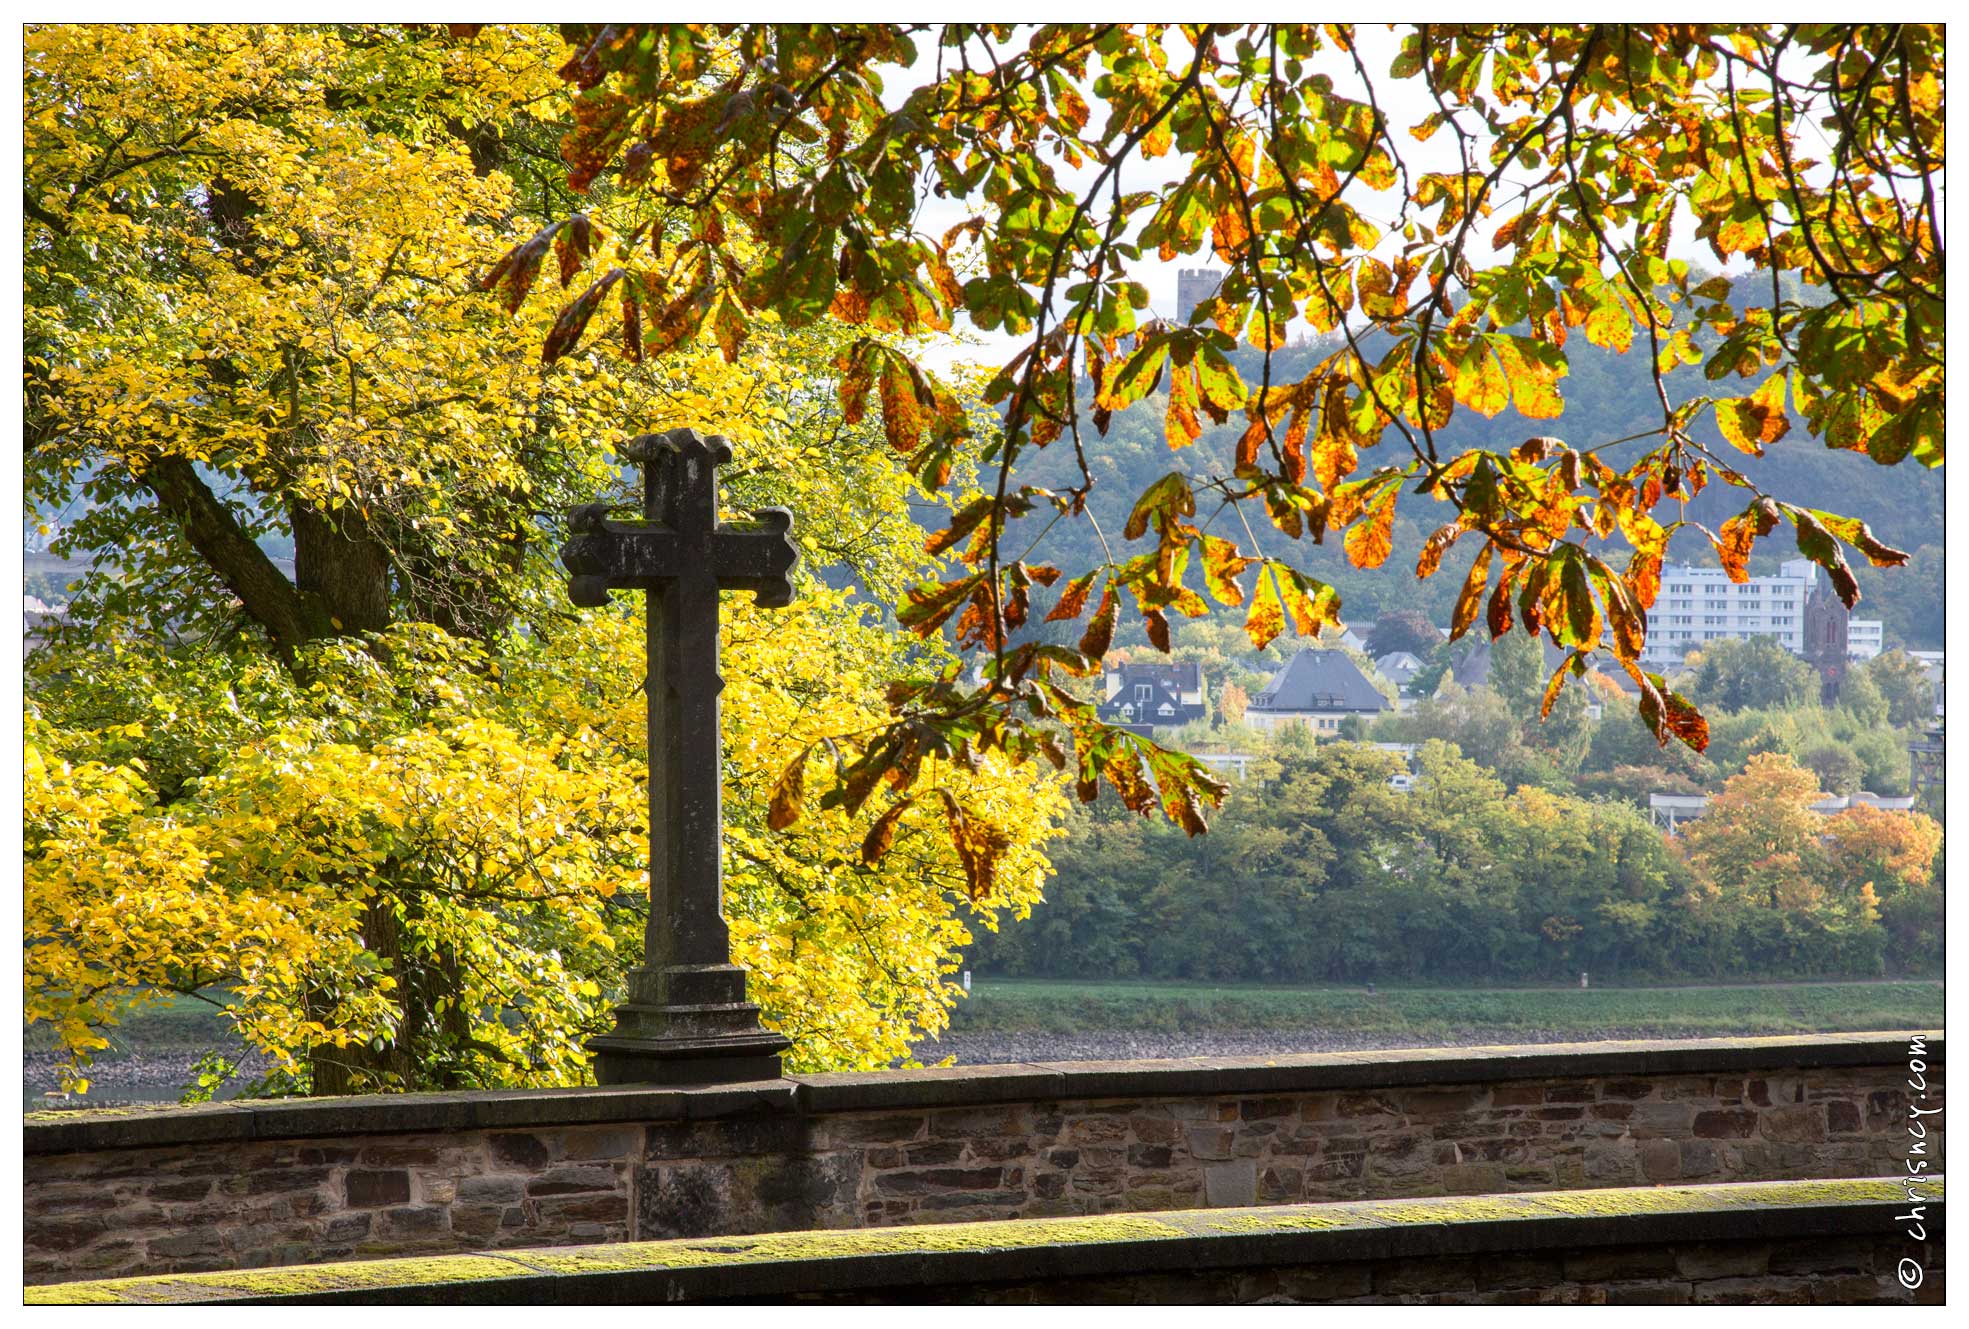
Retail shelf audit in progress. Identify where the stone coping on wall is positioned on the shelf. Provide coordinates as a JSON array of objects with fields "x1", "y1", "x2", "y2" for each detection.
[
  {"x1": 25, "y1": 1031, "x2": 1940, "y2": 1156},
  {"x1": 27, "y1": 1177, "x2": 1943, "y2": 1304}
]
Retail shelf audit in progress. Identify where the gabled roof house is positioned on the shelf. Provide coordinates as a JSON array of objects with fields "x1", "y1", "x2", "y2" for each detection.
[
  {"x1": 1243, "y1": 648, "x2": 1388, "y2": 735},
  {"x1": 1098, "y1": 660, "x2": 1208, "y2": 735}
]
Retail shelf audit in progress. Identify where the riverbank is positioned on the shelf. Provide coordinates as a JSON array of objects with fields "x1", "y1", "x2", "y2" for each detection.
[
  {"x1": 938, "y1": 977, "x2": 1944, "y2": 1042},
  {"x1": 27, "y1": 978, "x2": 1941, "y2": 1106}
]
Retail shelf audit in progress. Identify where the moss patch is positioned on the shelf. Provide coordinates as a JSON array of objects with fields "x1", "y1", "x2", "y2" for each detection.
[
  {"x1": 30, "y1": 1178, "x2": 1939, "y2": 1303},
  {"x1": 524, "y1": 1214, "x2": 1187, "y2": 1275},
  {"x1": 1194, "y1": 1211, "x2": 1349, "y2": 1233},
  {"x1": 1363, "y1": 1195, "x2": 1557, "y2": 1226},
  {"x1": 28, "y1": 1255, "x2": 530, "y2": 1305},
  {"x1": 25, "y1": 1283, "x2": 126, "y2": 1305},
  {"x1": 1528, "y1": 1178, "x2": 1929, "y2": 1218}
]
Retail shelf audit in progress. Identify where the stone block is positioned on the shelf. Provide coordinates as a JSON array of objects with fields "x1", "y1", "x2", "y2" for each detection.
[
  {"x1": 533, "y1": 1193, "x2": 630, "y2": 1225},
  {"x1": 904, "y1": 1141, "x2": 965, "y2": 1166},
  {"x1": 1337, "y1": 1093, "x2": 1396, "y2": 1118},
  {"x1": 1677, "y1": 1139, "x2": 1721, "y2": 1178},
  {"x1": 1308, "y1": 1152, "x2": 1365, "y2": 1184},
  {"x1": 1563, "y1": 1248, "x2": 1677, "y2": 1281},
  {"x1": 1375, "y1": 1256, "x2": 1477, "y2": 1295},
  {"x1": 1812, "y1": 1275, "x2": 1891, "y2": 1304},
  {"x1": 1676, "y1": 1245, "x2": 1770, "y2": 1279},
  {"x1": 487, "y1": 1133, "x2": 550, "y2": 1169},
  {"x1": 297, "y1": 1146, "x2": 362, "y2": 1165},
  {"x1": 377, "y1": 1205, "x2": 448, "y2": 1236},
  {"x1": 1258, "y1": 1166, "x2": 1304, "y2": 1202},
  {"x1": 1692, "y1": 1276, "x2": 1812, "y2": 1304},
  {"x1": 1760, "y1": 1106, "x2": 1825, "y2": 1143},
  {"x1": 1239, "y1": 1097, "x2": 1296, "y2": 1120},
  {"x1": 1203, "y1": 1160, "x2": 1256, "y2": 1208},
  {"x1": 456, "y1": 1175, "x2": 527, "y2": 1204},
  {"x1": 1186, "y1": 1126, "x2": 1236, "y2": 1161},
  {"x1": 1275, "y1": 1264, "x2": 1374, "y2": 1300},
  {"x1": 359, "y1": 1142, "x2": 448, "y2": 1167},
  {"x1": 817, "y1": 1114, "x2": 926, "y2": 1147},
  {"x1": 224, "y1": 1167, "x2": 331, "y2": 1196},
  {"x1": 1442, "y1": 1163, "x2": 1505, "y2": 1194},
  {"x1": 1605, "y1": 1281, "x2": 1693, "y2": 1304},
  {"x1": 915, "y1": 1190, "x2": 1029, "y2": 1213},
  {"x1": 322, "y1": 1214, "x2": 373, "y2": 1242},
  {"x1": 145, "y1": 1229, "x2": 225, "y2": 1259},
  {"x1": 1068, "y1": 1116, "x2": 1132, "y2": 1146},
  {"x1": 1824, "y1": 1100, "x2": 1863, "y2": 1134},
  {"x1": 873, "y1": 1167, "x2": 1005, "y2": 1196},
  {"x1": 1477, "y1": 1254, "x2": 1565, "y2": 1290},
  {"x1": 1126, "y1": 1144, "x2": 1173, "y2": 1169},
  {"x1": 1600, "y1": 1079, "x2": 1656, "y2": 1100},
  {"x1": 33, "y1": 1189, "x2": 121, "y2": 1214},
  {"x1": 1692, "y1": 1109, "x2": 1758, "y2": 1139},
  {"x1": 1640, "y1": 1138, "x2": 1681, "y2": 1182},
  {"x1": 344, "y1": 1169, "x2": 412, "y2": 1208},
  {"x1": 1490, "y1": 1085, "x2": 1546, "y2": 1107},
  {"x1": 558, "y1": 1127, "x2": 642, "y2": 1161},
  {"x1": 1582, "y1": 1146, "x2": 1636, "y2": 1182},
  {"x1": 526, "y1": 1165, "x2": 621, "y2": 1197},
  {"x1": 1401, "y1": 1088, "x2": 1483, "y2": 1119},
  {"x1": 927, "y1": 1107, "x2": 1027, "y2": 1139},
  {"x1": 1769, "y1": 1238, "x2": 1871, "y2": 1276},
  {"x1": 638, "y1": 1162, "x2": 736, "y2": 1239},
  {"x1": 1366, "y1": 1143, "x2": 1436, "y2": 1180}
]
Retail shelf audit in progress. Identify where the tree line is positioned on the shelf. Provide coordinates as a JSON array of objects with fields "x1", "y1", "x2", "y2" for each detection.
[{"x1": 970, "y1": 740, "x2": 1941, "y2": 984}]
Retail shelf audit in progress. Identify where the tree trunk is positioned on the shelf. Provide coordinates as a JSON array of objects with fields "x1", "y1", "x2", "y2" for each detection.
[{"x1": 291, "y1": 502, "x2": 392, "y2": 635}]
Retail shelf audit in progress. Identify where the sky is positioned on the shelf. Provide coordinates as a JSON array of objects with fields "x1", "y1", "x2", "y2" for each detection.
[{"x1": 874, "y1": 23, "x2": 1853, "y2": 375}]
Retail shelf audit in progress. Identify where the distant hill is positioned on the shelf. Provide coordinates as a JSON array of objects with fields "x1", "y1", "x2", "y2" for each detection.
[{"x1": 969, "y1": 275, "x2": 1942, "y2": 652}]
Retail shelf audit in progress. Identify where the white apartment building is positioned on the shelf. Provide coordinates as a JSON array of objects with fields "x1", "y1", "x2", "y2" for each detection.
[
  {"x1": 1642, "y1": 557, "x2": 1820, "y2": 666},
  {"x1": 1846, "y1": 619, "x2": 1885, "y2": 660}
]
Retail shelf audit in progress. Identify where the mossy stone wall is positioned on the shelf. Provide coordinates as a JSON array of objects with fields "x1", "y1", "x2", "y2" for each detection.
[
  {"x1": 27, "y1": 1179, "x2": 1945, "y2": 1305},
  {"x1": 24, "y1": 1034, "x2": 1941, "y2": 1286}
]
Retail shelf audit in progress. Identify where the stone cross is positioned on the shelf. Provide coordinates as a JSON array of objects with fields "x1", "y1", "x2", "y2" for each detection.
[{"x1": 561, "y1": 427, "x2": 797, "y2": 1084}]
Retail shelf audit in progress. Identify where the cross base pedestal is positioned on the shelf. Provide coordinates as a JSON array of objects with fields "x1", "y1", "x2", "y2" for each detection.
[{"x1": 586, "y1": 964, "x2": 791, "y2": 1085}]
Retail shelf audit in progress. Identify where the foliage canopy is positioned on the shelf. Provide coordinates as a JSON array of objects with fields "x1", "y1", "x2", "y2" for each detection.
[
  {"x1": 23, "y1": 23, "x2": 1062, "y2": 1093},
  {"x1": 500, "y1": 21, "x2": 1942, "y2": 858}
]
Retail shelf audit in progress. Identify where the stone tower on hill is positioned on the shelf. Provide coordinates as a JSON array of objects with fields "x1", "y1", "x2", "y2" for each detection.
[{"x1": 1176, "y1": 268, "x2": 1222, "y2": 321}]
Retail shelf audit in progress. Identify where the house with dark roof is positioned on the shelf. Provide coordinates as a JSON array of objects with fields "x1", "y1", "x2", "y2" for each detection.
[
  {"x1": 1373, "y1": 650, "x2": 1426, "y2": 692},
  {"x1": 1098, "y1": 660, "x2": 1208, "y2": 735},
  {"x1": 1243, "y1": 648, "x2": 1388, "y2": 735}
]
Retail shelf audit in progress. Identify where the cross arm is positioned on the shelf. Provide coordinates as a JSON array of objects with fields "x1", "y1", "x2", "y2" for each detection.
[
  {"x1": 711, "y1": 507, "x2": 797, "y2": 608},
  {"x1": 562, "y1": 504, "x2": 684, "y2": 607}
]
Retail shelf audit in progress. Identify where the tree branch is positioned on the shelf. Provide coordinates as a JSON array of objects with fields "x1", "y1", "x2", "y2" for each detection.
[{"x1": 139, "y1": 454, "x2": 328, "y2": 656}]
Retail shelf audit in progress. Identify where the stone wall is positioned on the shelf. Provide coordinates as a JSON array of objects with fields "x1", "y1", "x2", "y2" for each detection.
[
  {"x1": 27, "y1": 1179, "x2": 1945, "y2": 1306},
  {"x1": 24, "y1": 1033, "x2": 1941, "y2": 1286}
]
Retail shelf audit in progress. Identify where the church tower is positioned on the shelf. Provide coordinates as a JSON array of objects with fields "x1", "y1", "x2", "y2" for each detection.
[
  {"x1": 1176, "y1": 268, "x2": 1222, "y2": 322},
  {"x1": 1803, "y1": 579, "x2": 1850, "y2": 704}
]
